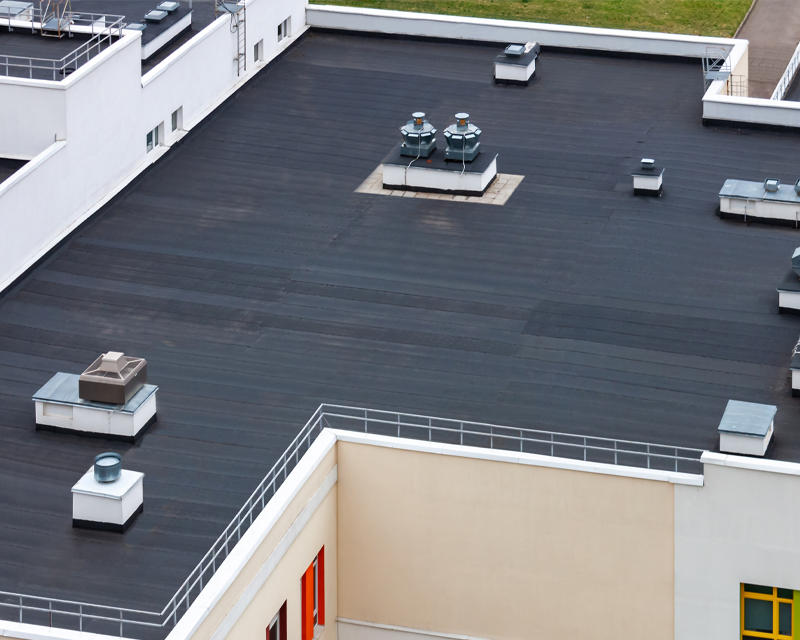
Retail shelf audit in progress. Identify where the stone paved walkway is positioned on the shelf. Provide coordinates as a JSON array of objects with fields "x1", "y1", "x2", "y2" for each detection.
[{"x1": 736, "y1": 0, "x2": 800, "y2": 98}]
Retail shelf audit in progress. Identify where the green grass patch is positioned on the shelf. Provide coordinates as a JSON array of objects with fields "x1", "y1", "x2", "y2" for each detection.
[{"x1": 310, "y1": 0, "x2": 753, "y2": 37}]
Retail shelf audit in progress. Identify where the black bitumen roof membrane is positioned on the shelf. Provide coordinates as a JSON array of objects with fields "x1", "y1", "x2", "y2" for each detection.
[
  {"x1": 3, "y1": 30, "x2": 800, "y2": 623},
  {"x1": 0, "y1": 158, "x2": 26, "y2": 184}
]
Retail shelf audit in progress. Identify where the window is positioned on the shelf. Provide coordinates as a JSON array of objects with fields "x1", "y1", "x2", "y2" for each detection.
[
  {"x1": 742, "y1": 583, "x2": 794, "y2": 640},
  {"x1": 267, "y1": 601, "x2": 286, "y2": 640},
  {"x1": 254, "y1": 39, "x2": 264, "y2": 62},
  {"x1": 146, "y1": 124, "x2": 161, "y2": 153},
  {"x1": 301, "y1": 547, "x2": 324, "y2": 640},
  {"x1": 278, "y1": 17, "x2": 289, "y2": 42},
  {"x1": 171, "y1": 107, "x2": 183, "y2": 132}
]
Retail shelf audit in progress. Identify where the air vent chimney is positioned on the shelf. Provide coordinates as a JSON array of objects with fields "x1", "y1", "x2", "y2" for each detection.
[
  {"x1": 94, "y1": 452, "x2": 122, "y2": 483},
  {"x1": 765, "y1": 178, "x2": 780, "y2": 192},
  {"x1": 443, "y1": 113, "x2": 482, "y2": 161},
  {"x1": 399, "y1": 112, "x2": 437, "y2": 158}
]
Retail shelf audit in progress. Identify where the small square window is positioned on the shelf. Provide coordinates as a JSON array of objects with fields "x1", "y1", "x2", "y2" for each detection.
[{"x1": 171, "y1": 107, "x2": 182, "y2": 133}]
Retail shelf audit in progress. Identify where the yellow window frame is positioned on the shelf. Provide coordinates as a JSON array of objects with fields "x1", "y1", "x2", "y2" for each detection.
[{"x1": 741, "y1": 584, "x2": 793, "y2": 640}]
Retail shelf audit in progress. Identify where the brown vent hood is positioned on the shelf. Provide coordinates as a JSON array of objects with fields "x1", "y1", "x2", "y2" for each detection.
[{"x1": 79, "y1": 352, "x2": 147, "y2": 405}]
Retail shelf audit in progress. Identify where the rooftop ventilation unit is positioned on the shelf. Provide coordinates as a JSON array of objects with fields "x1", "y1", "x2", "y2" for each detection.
[
  {"x1": 79, "y1": 352, "x2": 147, "y2": 405},
  {"x1": 0, "y1": 0, "x2": 34, "y2": 20},
  {"x1": 144, "y1": 9, "x2": 167, "y2": 21},
  {"x1": 94, "y1": 452, "x2": 122, "y2": 483},
  {"x1": 400, "y1": 112, "x2": 437, "y2": 158},
  {"x1": 718, "y1": 399, "x2": 775, "y2": 457},
  {"x1": 443, "y1": 113, "x2": 481, "y2": 162},
  {"x1": 495, "y1": 42, "x2": 539, "y2": 85},
  {"x1": 631, "y1": 158, "x2": 664, "y2": 196},
  {"x1": 792, "y1": 247, "x2": 800, "y2": 278},
  {"x1": 765, "y1": 178, "x2": 780, "y2": 192},
  {"x1": 73, "y1": 454, "x2": 144, "y2": 532},
  {"x1": 156, "y1": 0, "x2": 179, "y2": 11}
]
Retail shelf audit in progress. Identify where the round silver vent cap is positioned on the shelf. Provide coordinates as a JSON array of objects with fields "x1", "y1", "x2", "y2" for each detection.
[{"x1": 94, "y1": 452, "x2": 122, "y2": 483}]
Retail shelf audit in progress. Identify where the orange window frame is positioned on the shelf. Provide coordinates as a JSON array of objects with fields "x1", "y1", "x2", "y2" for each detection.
[
  {"x1": 741, "y1": 584, "x2": 793, "y2": 640},
  {"x1": 301, "y1": 547, "x2": 325, "y2": 640}
]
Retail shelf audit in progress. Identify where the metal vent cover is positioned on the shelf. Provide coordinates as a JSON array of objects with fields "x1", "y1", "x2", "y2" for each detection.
[
  {"x1": 399, "y1": 112, "x2": 437, "y2": 158},
  {"x1": 94, "y1": 452, "x2": 122, "y2": 483},
  {"x1": 443, "y1": 113, "x2": 481, "y2": 162},
  {"x1": 79, "y1": 352, "x2": 148, "y2": 405},
  {"x1": 765, "y1": 178, "x2": 780, "y2": 192}
]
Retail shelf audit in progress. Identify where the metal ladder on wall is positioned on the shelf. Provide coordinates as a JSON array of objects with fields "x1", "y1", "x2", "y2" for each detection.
[
  {"x1": 215, "y1": 0, "x2": 246, "y2": 76},
  {"x1": 234, "y1": 2, "x2": 246, "y2": 76}
]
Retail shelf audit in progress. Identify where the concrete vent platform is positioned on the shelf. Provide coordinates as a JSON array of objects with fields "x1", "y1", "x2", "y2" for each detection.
[
  {"x1": 718, "y1": 399, "x2": 776, "y2": 457},
  {"x1": 381, "y1": 143, "x2": 497, "y2": 196}
]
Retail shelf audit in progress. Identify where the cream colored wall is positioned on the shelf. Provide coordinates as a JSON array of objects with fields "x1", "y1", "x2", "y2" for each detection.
[
  {"x1": 337, "y1": 441, "x2": 674, "y2": 640},
  {"x1": 223, "y1": 486, "x2": 338, "y2": 640},
  {"x1": 733, "y1": 44, "x2": 749, "y2": 84},
  {"x1": 191, "y1": 445, "x2": 338, "y2": 640}
]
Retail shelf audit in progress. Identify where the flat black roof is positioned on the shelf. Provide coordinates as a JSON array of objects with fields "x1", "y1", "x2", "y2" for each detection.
[
  {"x1": 0, "y1": 158, "x2": 26, "y2": 184},
  {"x1": 3, "y1": 29, "x2": 800, "y2": 626}
]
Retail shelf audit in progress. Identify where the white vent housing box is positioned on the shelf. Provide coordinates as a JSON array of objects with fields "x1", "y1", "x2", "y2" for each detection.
[
  {"x1": 33, "y1": 372, "x2": 157, "y2": 443},
  {"x1": 72, "y1": 465, "x2": 144, "y2": 533},
  {"x1": 495, "y1": 42, "x2": 539, "y2": 85},
  {"x1": 632, "y1": 159, "x2": 664, "y2": 196},
  {"x1": 718, "y1": 399, "x2": 776, "y2": 457}
]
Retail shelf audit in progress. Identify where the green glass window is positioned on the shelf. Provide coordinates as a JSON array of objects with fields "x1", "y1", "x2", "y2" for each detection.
[{"x1": 742, "y1": 584, "x2": 794, "y2": 640}]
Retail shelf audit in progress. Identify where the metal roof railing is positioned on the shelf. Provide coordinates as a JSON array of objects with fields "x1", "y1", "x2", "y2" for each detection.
[
  {"x1": 0, "y1": 9, "x2": 124, "y2": 81},
  {"x1": 0, "y1": 404, "x2": 705, "y2": 638},
  {"x1": 771, "y1": 39, "x2": 800, "y2": 100}
]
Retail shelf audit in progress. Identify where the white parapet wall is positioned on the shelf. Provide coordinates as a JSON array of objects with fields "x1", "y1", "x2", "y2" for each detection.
[
  {"x1": 676, "y1": 453, "x2": 800, "y2": 640},
  {"x1": 0, "y1": 0, "x2": 308, "y2": 294},
  {"x1": 307, "y1": 5, "x2": 742, "y2": 57},
  {"x1": 306, "y1": 5, "x2": 800, "y2": 129}
]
